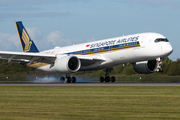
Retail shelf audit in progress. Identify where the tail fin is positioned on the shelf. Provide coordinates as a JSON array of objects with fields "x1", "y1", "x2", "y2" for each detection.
[{"x1": 15, "y1": 21, "x2": 39, "y2": 52}]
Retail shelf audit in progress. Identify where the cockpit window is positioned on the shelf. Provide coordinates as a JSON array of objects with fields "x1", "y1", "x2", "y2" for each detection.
[{"x1": 155, "y1": 38, "x2": 169, "y2": 43}]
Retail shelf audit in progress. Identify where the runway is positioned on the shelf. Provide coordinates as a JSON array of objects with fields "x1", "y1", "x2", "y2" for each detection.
[{"x1": 0, "y1": 82, "x2": 180, "y2": 86}]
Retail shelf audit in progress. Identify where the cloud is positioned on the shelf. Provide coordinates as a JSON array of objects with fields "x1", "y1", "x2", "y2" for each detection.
[
  {"x1": 21, "y1": 27, "x2": 78, "y2": 50},
  {"x1": 46, "y1": 31, "x2": 72, "y2": 47},
  {"x1": 0, "y1": 30, "x2": 68, "y2": 51},
  {"x1": 26, "y1": 27, "x2": 42, "y2": 39},
  {"x1": 119, "y1": 0, "x2": 180, "y2": 8},
  {"x1": 0, "y1": 33, "x2": 20, "y2": 51},
  {"x1": 0, "y1": 26, "x2": 88, "y2": 52}
]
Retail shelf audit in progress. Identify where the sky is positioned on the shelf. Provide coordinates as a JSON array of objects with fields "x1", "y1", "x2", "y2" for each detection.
[{"x1": 0, "y1": 0, "x2": 179, "y2": 61}]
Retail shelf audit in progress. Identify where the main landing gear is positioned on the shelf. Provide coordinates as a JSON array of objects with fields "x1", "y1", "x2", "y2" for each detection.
[
  {"x1": 99, "y1": 68, "x2": 115, "y2": 83},
  {"x1": 60, "y1": 68, "x2": 115, "y2": 83},
  {"x1": 60, "y1": 74, "x2": 76, "y2": 83}
]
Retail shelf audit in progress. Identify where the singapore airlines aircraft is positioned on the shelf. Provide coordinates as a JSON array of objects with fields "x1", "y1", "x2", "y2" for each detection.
[{"x1": 0, "y1": 21, "x2": 173, "y2": 83}]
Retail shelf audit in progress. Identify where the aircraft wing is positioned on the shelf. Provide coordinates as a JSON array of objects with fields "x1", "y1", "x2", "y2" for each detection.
[
  {"x1": 0, "y1": 51, "x2": 106, "y2": 66},
  {"x1": 0, "y1": 57, "x2": 28, "y2": 63},
  {"x1": 0, "y1": 51, "x2": 56, "y2": 64}
]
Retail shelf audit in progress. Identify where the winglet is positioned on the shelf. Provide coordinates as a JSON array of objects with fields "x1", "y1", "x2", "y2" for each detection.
[{"x1": 15, "y1": 21, "x2": 39, "y2": 52}]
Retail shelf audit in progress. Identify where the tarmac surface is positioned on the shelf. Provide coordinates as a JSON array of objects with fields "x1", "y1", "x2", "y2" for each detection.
[{"x1": 0, "y1": 82, "x2": 180, "y2": 87}]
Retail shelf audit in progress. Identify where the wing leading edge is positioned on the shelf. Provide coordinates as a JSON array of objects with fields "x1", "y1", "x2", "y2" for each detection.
[
  {"x1": 0, "y1": 51, "x2": 56, "y2": 64},
  {"x1": 0, "y1": 51, "x2": 105, "y2": 68}
]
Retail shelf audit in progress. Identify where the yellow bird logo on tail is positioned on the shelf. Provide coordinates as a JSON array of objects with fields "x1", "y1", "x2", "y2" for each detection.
[{"x1": 22, "y1": 29, "x2": 32, "y2": 52}]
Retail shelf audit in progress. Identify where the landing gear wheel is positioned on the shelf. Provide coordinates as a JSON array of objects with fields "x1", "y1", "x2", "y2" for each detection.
[
  {"x1": 111, "y1": 76, "x2": 115, "y2": 82},
  {"x1": 72, "y1": 77, "x2": 76, "y2": 83},
  {"x1": 65, "y1": 77, "x2": 71, "y2": 83},
  {"x1": 105, "y1": 76, "x2": 110, "y2": 82},
  {"x1": 99, "y1": 68, "x2": 116, "y2": 83},
  {"x1": 100, "y1": 76, "x2": 105, "y2": 82},
  {"x1": 60, "y1": 77, "x2": 65, "y2": 82}
]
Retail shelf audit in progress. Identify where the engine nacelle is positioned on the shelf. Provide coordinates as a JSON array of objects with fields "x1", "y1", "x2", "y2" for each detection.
[
  {"x1": 133, "y1": 60, "x2": 158, "y2": 74},
  {"x1": 54, "y1": 56, "x2": 81, "y2": 73}
]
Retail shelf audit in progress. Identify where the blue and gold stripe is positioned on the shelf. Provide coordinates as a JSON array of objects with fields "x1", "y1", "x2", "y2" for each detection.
[{"x1": 66, "y1": 41, "x2": 140, "y2": 55}]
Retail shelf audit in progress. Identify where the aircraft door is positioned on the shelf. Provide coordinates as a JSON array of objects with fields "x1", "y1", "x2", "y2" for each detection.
[
  {"x1": 140, "y1": 37, "x2": 146, "y2": 48},
  {"x1": 159, "y1": 43, "x2": 163, "y2": 51}
]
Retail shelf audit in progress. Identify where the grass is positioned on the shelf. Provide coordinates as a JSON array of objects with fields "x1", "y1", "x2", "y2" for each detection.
[{"x1": 0, "y1": 86, "x2": 180, "y2": 120}]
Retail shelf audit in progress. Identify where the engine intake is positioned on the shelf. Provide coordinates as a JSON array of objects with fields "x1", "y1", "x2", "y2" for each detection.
[
  {"x1": 54, "y1": 56, "x2": 81, "y2": 73},
  {"x1": 133, "y1": 60, "x2": 158, "y2": 74},
  {"x1": 68, "y1": 57, "x2": 79, "y2": 71}
]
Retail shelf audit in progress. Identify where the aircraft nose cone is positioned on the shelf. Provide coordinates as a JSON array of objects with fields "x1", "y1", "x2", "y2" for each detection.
[{"x1": 165, "y1": 43, "x2": 173, "y2": 55}]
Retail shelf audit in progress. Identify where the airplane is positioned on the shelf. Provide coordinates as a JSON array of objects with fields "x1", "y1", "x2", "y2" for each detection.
[{"x1": 0, "y1": 21, "x2": 173, "y2": 83}]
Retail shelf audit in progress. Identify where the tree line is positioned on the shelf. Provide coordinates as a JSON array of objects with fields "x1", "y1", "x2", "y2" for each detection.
[
  {"x1": 92, "y1": 57, "x2": 180, "y2": 76},
  {"x1": 0, "y1": 61, "x2": 34, "y2": 75},
  {"x1": 0, "y1": 57, "x2": 179, "y2": 76}
]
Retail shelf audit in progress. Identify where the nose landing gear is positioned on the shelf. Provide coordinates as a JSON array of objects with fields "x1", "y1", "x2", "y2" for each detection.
[{"x1": 156, "y1": 58, "x2": 163, "y2": 72}]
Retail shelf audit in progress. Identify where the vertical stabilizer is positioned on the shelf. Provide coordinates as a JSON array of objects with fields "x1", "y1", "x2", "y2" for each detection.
[{"x1": 15, "y1": 21, "x2": 39, "y2": 52}]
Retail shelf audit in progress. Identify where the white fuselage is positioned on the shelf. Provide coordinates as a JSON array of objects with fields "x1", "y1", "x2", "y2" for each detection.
[{"x1": 37, "y1": 32, "x2": 173, "y2": 72}]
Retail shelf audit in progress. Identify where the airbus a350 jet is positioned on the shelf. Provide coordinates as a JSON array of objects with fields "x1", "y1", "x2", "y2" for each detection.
[{"x1": 0, "y1": 21, "x2": 173, "y2": 83}]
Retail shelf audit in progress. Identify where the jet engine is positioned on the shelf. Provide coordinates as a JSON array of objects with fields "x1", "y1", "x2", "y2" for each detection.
[
  {"x1": 133, "y1": 60, "x2": 158, "y2": 74},
  {"x1": 54, "y1": 56, "x2": 81, "y2": 73}
]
